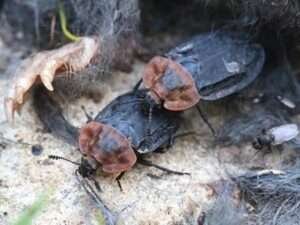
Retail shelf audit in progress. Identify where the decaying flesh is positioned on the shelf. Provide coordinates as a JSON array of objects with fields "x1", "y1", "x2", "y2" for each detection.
[{"x1": 5, "y1": 36, "x2": 100, "y2": 121}]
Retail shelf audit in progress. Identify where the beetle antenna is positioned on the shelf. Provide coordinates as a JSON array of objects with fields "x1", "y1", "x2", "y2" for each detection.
[
  {"x1": 196, "y1": 105, "x2": 216, "y2": 136},
  {"x1": 48, "y1": 155, "x2": 81, "y2": 166}
]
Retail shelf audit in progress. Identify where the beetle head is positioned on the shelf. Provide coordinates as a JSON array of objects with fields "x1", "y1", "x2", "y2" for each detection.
[
  {"x1": 79, "y1": 121, "x2": 137, "y2": 174},
  {"x1": 77, "y1": 157, "x2": 97, "y2": 178},
  {"x1": 143, "y1": 56, "x2": 200, "y2": 111}
]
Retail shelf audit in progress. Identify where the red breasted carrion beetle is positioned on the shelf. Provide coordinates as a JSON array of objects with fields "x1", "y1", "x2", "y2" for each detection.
[
  {"x1": 34, "y1": 86, "x2": 185, "y2": 179},
  {"x1": 136, "y1": 31, "x2": 265, "y2": 133}
]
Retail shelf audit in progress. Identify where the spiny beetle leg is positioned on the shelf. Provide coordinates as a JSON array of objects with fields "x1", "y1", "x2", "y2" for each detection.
[
  {"x1": 81, "y1": 105, "x2": 93, "y2": 123},
  {"x1": 167, "y1": 131, "x2": 197, "y2": 148},
  {"x1": 75, "y1": 172, "x2": 117, "y2": 225},
  {"x1": 138, "y1": 158, "x2": 190, "y2": 175},
  {"x1": 133, "y1": 78, "x2": 143, "y2": 92},
  {"x1": 196, "y1": 105, "x2": 216, "y2": 136},
  {"x1": 116, "y1": 172, "x2": 126, "y2": 192},
  {"x1": 90, "y1": 177, "x2": 102, "y2": 192}
]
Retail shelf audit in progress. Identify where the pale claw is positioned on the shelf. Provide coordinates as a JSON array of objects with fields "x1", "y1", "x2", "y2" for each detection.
[{"x1": 4, "y1": 37, "x2": 100, "y2": 122}]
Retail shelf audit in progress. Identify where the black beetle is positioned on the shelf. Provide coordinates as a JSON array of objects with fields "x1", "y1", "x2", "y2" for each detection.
[
  {"x1": 136, "y1": 31, "x2": 265, "y2": 134},
  {"x1": 141, "y1": 31, "x2": 265, "y2": 108},
  {"x1": 79, "y1": 89, "x2": 181, "y2": 173},
  {"x1": 34, "y1": 86, "x2": 183, "y2": 175}
]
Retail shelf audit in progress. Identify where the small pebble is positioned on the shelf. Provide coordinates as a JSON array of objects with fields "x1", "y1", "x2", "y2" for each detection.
[
  {"x1": 31, "y1": 145, "x2": 43, "y2": 156},
  {"x1": 0, "y1": 142, "x2": 7, "y2": 149}
]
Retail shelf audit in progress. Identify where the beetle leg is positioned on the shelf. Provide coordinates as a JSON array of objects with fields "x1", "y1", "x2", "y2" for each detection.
[
  {"x1": 89, "y1": 176, "x2": 102, "y2": 192},
  {"x1": 197, "y1": 212, "x2": 206, "y2": 225},
  {"x1": 168, "y1": 131, "x2": 197, "y2": 147},
  {"x1": 153, "y1": 147, "x2": 169, "y2": 153},
  {"x1": 276, "y1": 145, "x2": 284, "y2": 152},
  {"x1": 81, "y1": 105, "x2": 94, "y2": 123},
  {"x1": 138, "y1": 158, "x2": 190, "y2": 175},
  {"x1": 158, "y1": 131, "x2": 196, "y2": 150},
  {"x1": 166, "y1": 135, "x2": 175, "y2": 149},
  {"x1": 153, "y1": 140, "x2": 174, "y2": 153},
  {"x1": 252, "y1": 148, "x2": 262, "y2": 159},
  {"x1": 116, "y1": 172, "x2": 126, "y2": 192},
  {"x1": 266, "y1": 144, "x2": 272, "y2": 154},
  {"x1": 196, "y1": 105, "x2": 216, "y2": 136},
  {"x1": 75, "y1": 172, "x2": 117, "y2": 225},
  {"x1": 257, "y1": 145, "x2": 272, "y2": 158},
  {"x1": 133, "y1": 78, "x2": 143, "y2": 92}
]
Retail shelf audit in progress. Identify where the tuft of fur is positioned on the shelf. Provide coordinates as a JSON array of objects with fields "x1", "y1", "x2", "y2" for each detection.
[
  {"x1": 236, "y1": 167, "x2": 300, "y2": 225},
  {"x1": 205, "y1": 167, "x2": 300, "y2": 225},
  {"x1": 203, "y1": 0, "x2": 300, "y2": 33},
  {"x1": 238, "y1": 0, "x2": 300, "y2": 33},
  {"x1": 2, "y1": 0, "x2": 58, "y2": 47},
  {"x1": 2, "y1": 0, "x2": 141, "y2": 72},
  {"x1": 69, "y1": 0, "x2": 141, "y2": 72},
  {"x1": 202, "y1": 182, "x2": 249, "y2": 225}
]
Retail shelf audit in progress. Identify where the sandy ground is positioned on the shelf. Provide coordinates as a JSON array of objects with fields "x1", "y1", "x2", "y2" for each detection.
[{"x1": 0, "y1": 35, "x2": 296, "y2": 225}]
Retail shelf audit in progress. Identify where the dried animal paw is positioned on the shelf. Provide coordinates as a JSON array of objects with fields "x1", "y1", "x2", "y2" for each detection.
[{"x1": 4, "y1": 36, "x2": 100, "y2": 121}]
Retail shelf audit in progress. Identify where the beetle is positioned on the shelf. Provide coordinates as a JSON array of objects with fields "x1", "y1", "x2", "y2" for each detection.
[
  {"x1": 135, "y1": 31, "x2": 265, "y2": 134},
  {"x1": 34, "y1": 86, "x2": 188, "y2": 182},
  {"x1": 252, "y1": 123, "x2": 299, "y2": 151},
  {"x1": 78, "y1": 89, "x2": 183, "y2": 174}
]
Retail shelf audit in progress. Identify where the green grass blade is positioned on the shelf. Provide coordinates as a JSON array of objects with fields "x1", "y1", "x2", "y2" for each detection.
[{"x1": 11, "y1": 194, "x2": 49, "y2": 225}]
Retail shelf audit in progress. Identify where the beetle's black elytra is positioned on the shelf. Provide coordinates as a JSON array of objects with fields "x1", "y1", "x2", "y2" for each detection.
[
  {"x1": 35, "y1": 88, "x2": 182, "y2": 175},
  {"x1": 142, "y1": 31, "x2": 265, "y2": 111}
]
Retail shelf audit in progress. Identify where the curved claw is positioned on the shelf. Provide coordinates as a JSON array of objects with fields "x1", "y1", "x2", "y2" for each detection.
[{"x1": 4, "y1": 37, "x2": 100, "y2": 122}]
